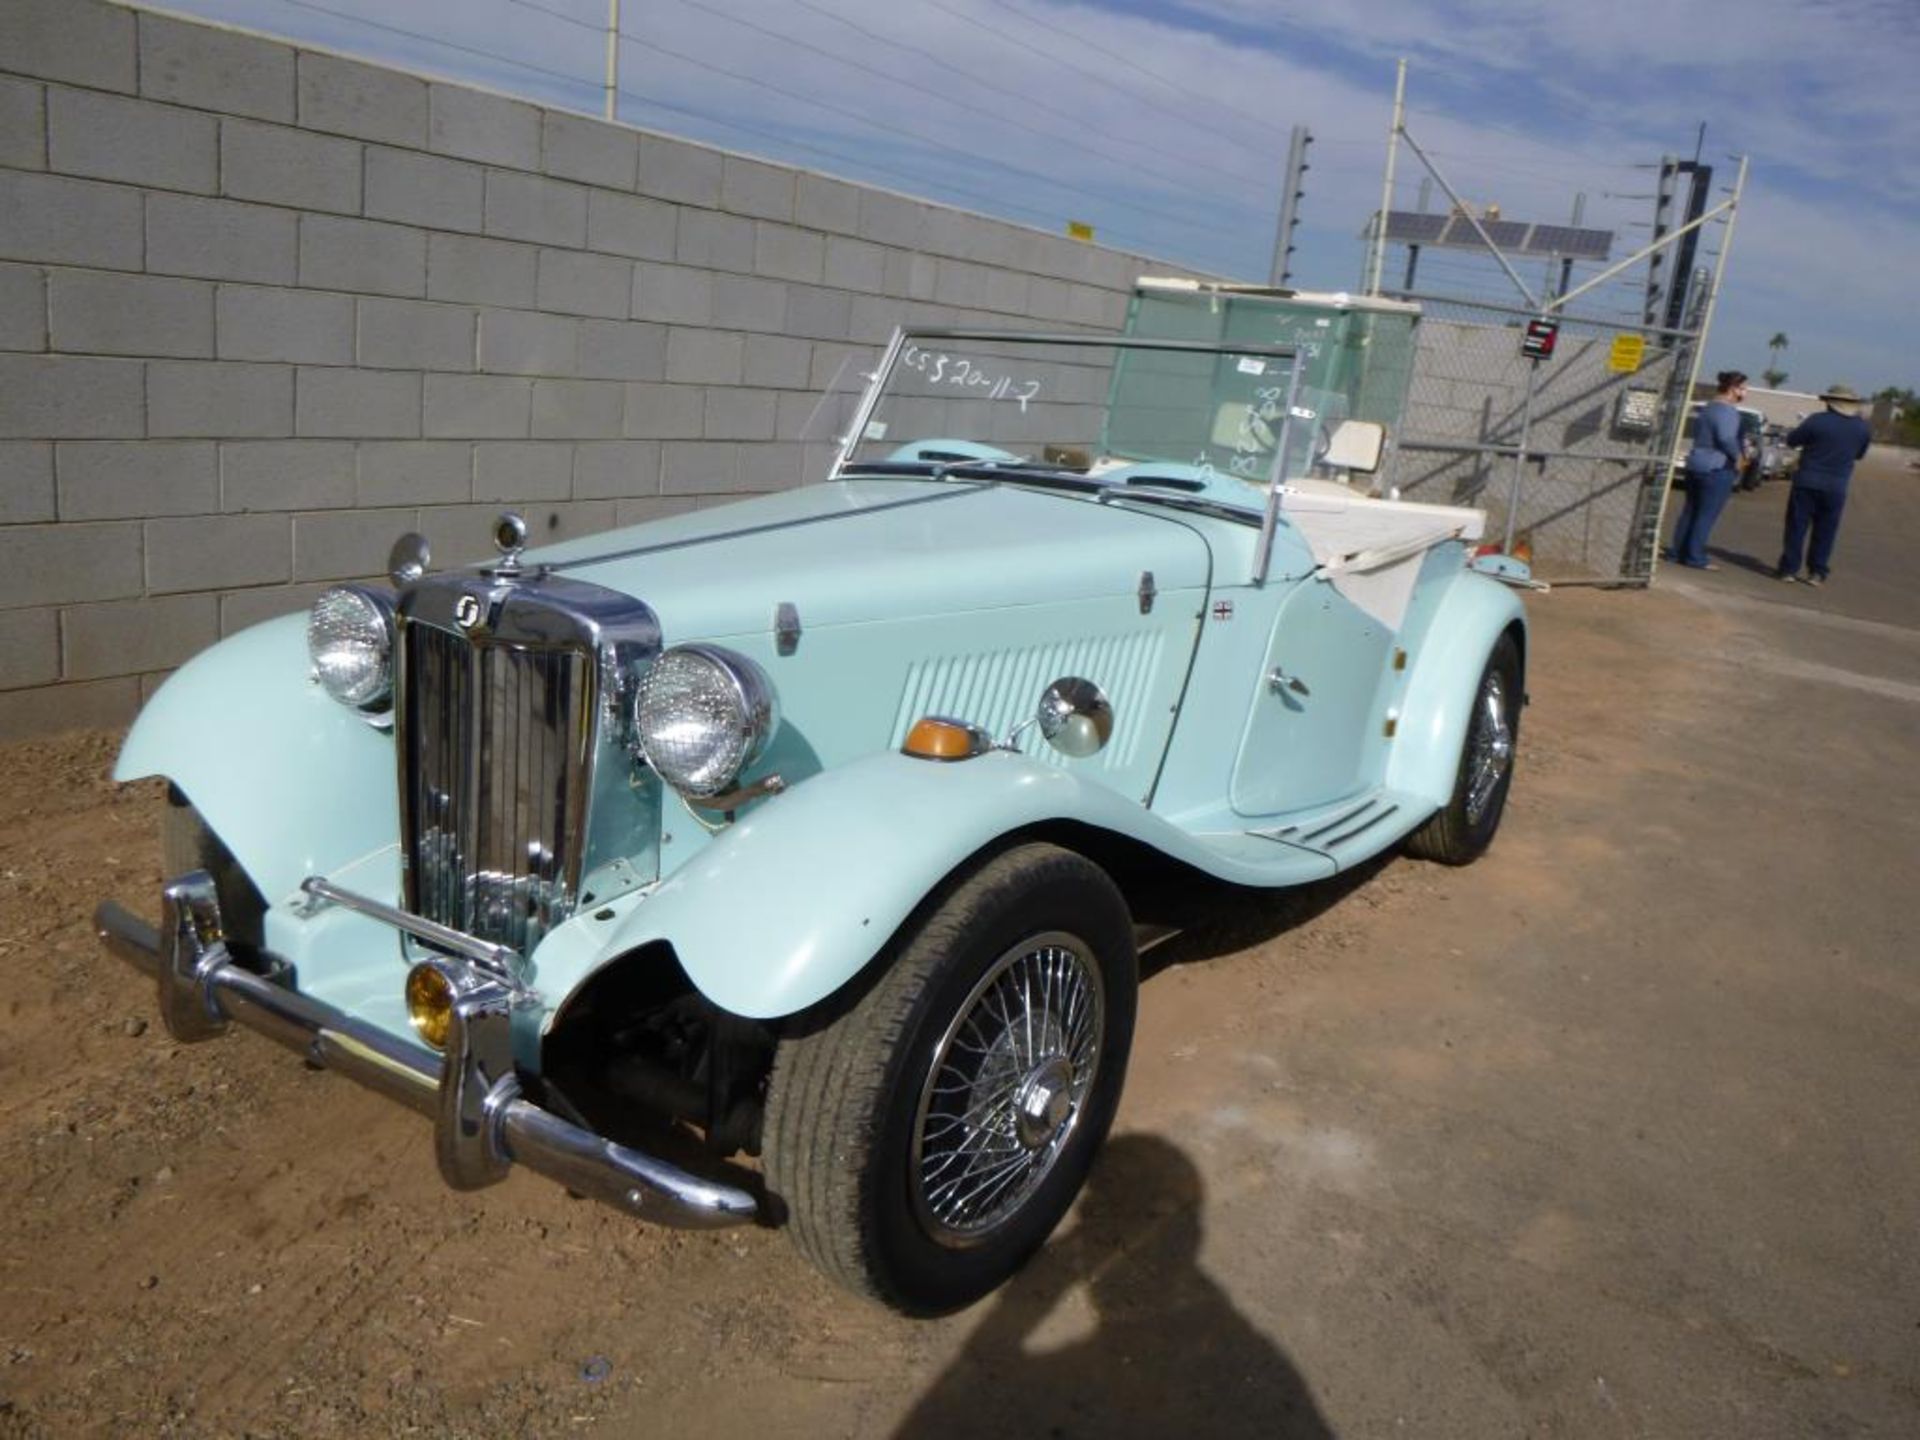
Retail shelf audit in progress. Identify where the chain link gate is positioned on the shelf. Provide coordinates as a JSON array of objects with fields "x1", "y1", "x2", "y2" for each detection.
[{"x1": 1375, "y1": 294, "x2": 1701, "y2": 584}]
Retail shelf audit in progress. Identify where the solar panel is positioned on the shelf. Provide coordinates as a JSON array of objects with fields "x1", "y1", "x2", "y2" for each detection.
[
  {"x1": 1383, "y1": 211, "x2": 1448, "y2": 243},
  {"x1": 1525, "y1": 225, "x2": 1613, "y2": 260}
]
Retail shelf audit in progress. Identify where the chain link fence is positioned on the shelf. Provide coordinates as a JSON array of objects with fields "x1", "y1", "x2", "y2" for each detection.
[{"x1": 1376, "y1": 294, "x2": 1701, "y2": 583}]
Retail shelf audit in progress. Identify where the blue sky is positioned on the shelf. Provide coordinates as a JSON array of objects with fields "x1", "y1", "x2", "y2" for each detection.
[{"x1": 153, "y1": 0, "x2": 1920, "y2": 393}]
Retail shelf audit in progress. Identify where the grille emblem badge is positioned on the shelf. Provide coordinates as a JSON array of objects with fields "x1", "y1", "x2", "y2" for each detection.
[{"x1": 454, "y1": 594, "x2": 484, "y2": 630}]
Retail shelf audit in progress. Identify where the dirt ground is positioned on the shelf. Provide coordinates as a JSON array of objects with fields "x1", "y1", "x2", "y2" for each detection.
[{"x1": 2, "y1": 452, "x2": 1915, "y2": 1439}]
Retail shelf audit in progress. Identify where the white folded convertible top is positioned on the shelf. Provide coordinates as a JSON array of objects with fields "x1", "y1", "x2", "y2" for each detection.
[{"x1": 1279, "y1": 482, "x2": 1485, "y2": 630}]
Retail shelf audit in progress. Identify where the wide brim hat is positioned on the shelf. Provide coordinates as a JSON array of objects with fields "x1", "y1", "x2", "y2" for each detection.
[{"x1": 1819, "y1": 383, "x2": 1864, "y2": 411}]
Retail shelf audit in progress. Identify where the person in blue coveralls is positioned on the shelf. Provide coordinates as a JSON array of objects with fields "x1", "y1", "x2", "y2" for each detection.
[
  {"x1": 1667, "y1": 370, "x2": 1750, "y2": 570},
  {"x1": 1775, "y1": 384, "x2": 1872, "y2": 586}
]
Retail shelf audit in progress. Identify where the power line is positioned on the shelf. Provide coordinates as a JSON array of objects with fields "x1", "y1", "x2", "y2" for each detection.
[
  {"x1": 269, "y1": 0, "x2": 591, "y2": 89},
  {"x1": 643, "y1": 0, "x2": 1257, "y2": 203},
  {"x1": 615, "y1": 24, "x2": 1238, "y2": 238}
]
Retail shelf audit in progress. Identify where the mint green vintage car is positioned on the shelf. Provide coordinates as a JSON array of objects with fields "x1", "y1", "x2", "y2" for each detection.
[{"x1": 97, "y1": 319, "x2": 1525, "y2": 1315}]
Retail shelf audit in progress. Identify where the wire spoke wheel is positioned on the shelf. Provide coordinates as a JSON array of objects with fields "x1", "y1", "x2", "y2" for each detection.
[
  {"x1": 1464, "y1": 669, "x2": 1514, "y2": 826},
  {"x1": 911, "y1": 932, "x2": 1104, "y2": 1246}
]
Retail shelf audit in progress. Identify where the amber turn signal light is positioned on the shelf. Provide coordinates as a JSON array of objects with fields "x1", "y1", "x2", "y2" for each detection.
[
  {"x1": 902, "y1": 717, "x2": 990, "y2": 761},
  {"x1": 405, "y1": 962, "x2": 456, "y2": 1051}
]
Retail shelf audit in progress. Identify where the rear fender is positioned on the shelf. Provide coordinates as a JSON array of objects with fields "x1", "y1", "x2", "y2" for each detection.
[
  {"x1": 115, "y1": 613, "x2": 398, "y2": 905},
  {"x1": 1385, "y1": 572, "x2": 1526, "y2": 810}
]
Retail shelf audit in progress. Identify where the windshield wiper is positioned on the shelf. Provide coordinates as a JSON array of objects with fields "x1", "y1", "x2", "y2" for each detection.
[
  {"x1": 839, "y1": 460, "x2": 1103, "y2": 494},
  {"x1": 1098, "y1": 486, "x2": 1262, "y2": 526}
]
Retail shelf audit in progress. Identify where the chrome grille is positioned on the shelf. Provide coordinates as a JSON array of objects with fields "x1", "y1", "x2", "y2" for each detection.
[{"x1": 399, "y1": 620, "x2": 595, "y2": 955}]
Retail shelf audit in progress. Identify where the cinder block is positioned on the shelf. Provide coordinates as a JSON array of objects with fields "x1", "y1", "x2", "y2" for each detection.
[
  {"x1": 720, "y1": 157, "x2": 794, "y2": 222},
  {"x1": 739, "y1": 441, "x2": 807, "y2": 492},
  {"x1": 710, "y1": 274, "x2": 787, "y2": 333},
  {"x1": 796, "y1": 175, "x2": 861, "y2": 236},
  {"x1": 0, "y1": 520, "x2": 143, "y2": 608},
  {"x1": 704, "y1": 388, "x2": 776, "y2": 441},
  {"x1": 576, "y1": 319, "x2": 666, "y2": 381},
  {"x1": 0, "y1": 443, "x2": 55, "y2": 523},
  {"x1": 659, "y1": 440, "x2": 741, "y2": 496},
  {"x1": 0, "y1": 0, "x2": 136, "y2": 93},
  {"x1": 613, "y1": 495, "x2": 698, "y2": 527},
  {"x1": 424, "y1": 374, "x2": 532, "y2": 438},
  {"x1": 219, "y1": 581, "x2": 335, "y2": 636},
  {"x1": 145, "y1": 513, "x2": 290, "y2": 593},
  {"x1": 473, "y1": 441, "x2": 571, "y2": 501},
  {"x1": 0, "y1": 677, "x2": 139, "y2": 738},
  {"x1": 0, "y1": 173, "x2": 141, "y2": 271},
  {"x1": 217, "y1": 284, "x2": 354, "y2": 365},
  {"x1": 62, "y1": 592, "x2": 219, "y2": 680},
  {"x1": 754, "y1": 222, "x2": 824, "y2": 284},
  {"x1": 530, "y1": 379, "x2": 623, "y2": 439},
  {"x1": 0, "y1": 355, "x2": 143, "y2": 438},
  {"x1": 297, "y1": 51, "x2": 426, "y2": 147},
  {"x1": 56, "y1": 441, "x2": 217, "y2": 520},
  {"x1": 0, "y1": 77, "x2": 46, "y2": 171},
  {"x1": 775, "y1": 389, "x2": 818, "y2": 441},
  {"x1": 427, "y1": 233, "x2": 536, "y2": 309},
  {"x1": 858, "y1": 190, "x2": 928, "y2": 250},
  {"x1": 477, "y1": 309, "x2": 577, "y2": 377},
  {"x1": 484, "y1": 172, "x2": 588, "y2": 249},
  {"x1": 848, "y1": 295, "x2": 904, "y2": 345},
  {"x1": 934, "y1": 259, "x2": 990, "y2": 310},
  {"x1": 676, "y1": 209, "x2": 755, "y2": 273},
  {"x1": 586, "y1": 190, "x2": 676, "y2": 262},
  {"x1": 784, "y1": 286, "x2": 853, "y2": 342},
  {"x1": 365, "y1": 146, "x2": 484, "y2": 232},
  {"x1": 220, "y1": 118, "x2": 360, "y2": 214},
  {"x1": 291, "y1": 506, "x2": 416, "y2": 583},
  {"x1": 823, "y1": 237, "x2": 885, "y2": 294},
  {"x1": 883, "y1": 249, "x2": 938, "y2": 302},
  {"x1": 0, "y1": 608, "x2": 59, "y2": 690},
  {"x1": 622, "y1": 383, "x2": 705, "y2": 439},
  {"x1": 221, "y1": 439, "x2": 355, "y2": 511},
  {"x1": 573, "y1": 440, "x2": 660, "y2": 499},
  {"x1": 357, "y1": 297, "x2": 473, "y2": 372},
  {"x1": 295, "y1": 368, "x2": 421, "y2": 438},
  {"x1": 743, "y1": 333, "x2": 811, "y2": 390},
  {"x1": 147, "y1": 193, "x2": 297, "y2": 285},
  {"x1": 665, "y1": 328, "x2": 743, "y2": 386},
  {"x1": 147, "y1": 360, "x2": 293, "y2": 439},
  {"x1": 983, "y1": 268, "x2": 1030, "y2": 316},
  {"x1": 631, "y1": 263, "x2": 712, "y2": 325},
  {"x1": 0, "y1": 263, "x2": 46, "y2": 351},
  {"x1": 429, "y1": 85, "x2": 540, "y2": 169},
  {"x1": 542, "y1": 112, "x2": 636, "y2": 189},
  {"x1": 299, "y1": 215, "x2": 426, "y2": 298},
  {"x1": 357, "y1": 441, "x2": 471, "y2": 507},
  {"x1": 46, "y1": 271, "x2": 210, "y2": 358},
  {"x1": 637, "y1": 135, "x2": 722, "y2": 207},
  {"x1": 47, "y1": 87, "x2": 216, "y2": 193},
  {"x1": 807, "y1": 342, "x2": 870, "y2": 392},
  {"x1": 1065, "y1": 283, "x2": 1117, "y2": 328},
  {"x1": 536, "y1": 249, "x2": 631, "y2": 320},
  {"x1": 139, "y1": 13, "x2": 292, "y2": 122}
]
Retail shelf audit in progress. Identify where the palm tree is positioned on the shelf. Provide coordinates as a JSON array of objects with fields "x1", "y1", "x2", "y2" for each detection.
[{"x1": 1763, "y1": 332, "x2": 1789, "y2": 388}]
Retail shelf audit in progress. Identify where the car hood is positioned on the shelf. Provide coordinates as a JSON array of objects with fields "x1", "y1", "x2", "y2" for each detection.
[{"x1": 530, "y1": 480, "x2": 1215, "y2": 641}]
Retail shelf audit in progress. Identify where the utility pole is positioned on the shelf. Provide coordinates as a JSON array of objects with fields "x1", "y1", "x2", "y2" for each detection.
[
  {"x1": 1366, "y1": 59, "x2": 1407, "y2": 296},
  {"x1": 603, "y1": 0, "x2": 621, "y2": 121},
  {"x1": 1267, "y1": 125, "x2": 1313, "y2": 287}
]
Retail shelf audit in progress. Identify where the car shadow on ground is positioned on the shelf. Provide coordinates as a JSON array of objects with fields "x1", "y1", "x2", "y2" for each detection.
[
  {"x1": 893, "y1": 1132, "x2": 1336, "y2": 1439},
  {"x1": 1129, "y1": 855, "x2": 1391, "y2": 982}
]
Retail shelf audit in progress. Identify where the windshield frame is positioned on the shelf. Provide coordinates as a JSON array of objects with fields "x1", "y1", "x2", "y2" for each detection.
[{"x1": 831, "y1": 327, "x2": 1306, "y2": 585}]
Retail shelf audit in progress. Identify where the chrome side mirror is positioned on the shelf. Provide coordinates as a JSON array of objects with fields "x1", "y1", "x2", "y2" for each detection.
[
  {"x1": 1035, "y1": 677, "x2": 1113, "y2": 758},
  {"x1": 388, "y1": 532, "x2": 431, "y2": 586}
]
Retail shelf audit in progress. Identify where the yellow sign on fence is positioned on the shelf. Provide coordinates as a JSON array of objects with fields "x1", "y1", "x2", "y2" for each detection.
[
  {"x1": 1066, "y1": 220, "x2": 1096, "y2": 242},
  {"x1": 1608, "y1": 333, "x2": 1647, "y2": 373}
]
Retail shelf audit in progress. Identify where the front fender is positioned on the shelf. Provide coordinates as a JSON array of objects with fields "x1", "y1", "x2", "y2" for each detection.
[
  {"x1": 1386, "y1": 570, "x2": 1526, "y2": 810},
  {"x1": 116, "y1": 613, "x2": 398, "y2": 905},
  {"x1": 535, "y1": 749, "x2": 1231, "y2": 1023}
]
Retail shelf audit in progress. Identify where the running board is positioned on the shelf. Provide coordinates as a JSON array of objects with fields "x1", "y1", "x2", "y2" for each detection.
[{"x1": 1246, "y1": 787, "x2": 1432, "y2": 865}]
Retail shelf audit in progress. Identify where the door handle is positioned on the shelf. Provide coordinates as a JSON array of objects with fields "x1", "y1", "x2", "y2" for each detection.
[{"x1": 1267, "y1": 667, "x2": 1309, "y2": 697}]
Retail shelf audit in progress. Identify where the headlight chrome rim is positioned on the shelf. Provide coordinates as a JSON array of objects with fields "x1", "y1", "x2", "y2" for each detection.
[
  {"x1": 307, "y1": 584, "x2": 396, "y2": 712},
  {"x1": 632, "y1": 643, "x2": 778, "y2": 799}
]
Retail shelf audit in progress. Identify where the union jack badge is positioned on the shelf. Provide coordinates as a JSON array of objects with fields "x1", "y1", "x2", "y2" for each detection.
[{"x1": 1211, "y1": 600, "x2": 1234, "y2": 621}]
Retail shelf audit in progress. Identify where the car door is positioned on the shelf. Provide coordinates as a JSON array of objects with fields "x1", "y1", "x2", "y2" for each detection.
[{"x1": 1229, "y1": 575, "x2": 1392, "y2": 817}]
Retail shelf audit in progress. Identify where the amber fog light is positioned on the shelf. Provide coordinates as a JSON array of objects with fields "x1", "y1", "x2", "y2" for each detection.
[
  {"x1": 405, "y1": 962, "x2": 456, "y2": 1051},
  {"x1": 903, "y1": 716, "x2": 991, "y2": 761}
]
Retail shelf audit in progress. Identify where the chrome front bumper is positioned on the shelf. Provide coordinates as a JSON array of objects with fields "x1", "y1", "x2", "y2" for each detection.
[{"x1": 93, "y1": 872, "x2": 758, "y2": 1230}]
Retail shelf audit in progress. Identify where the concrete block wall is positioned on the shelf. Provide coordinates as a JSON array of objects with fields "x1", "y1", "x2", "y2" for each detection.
[{"x1": 0, "y1": 0, "x2": 1177, "y2": 736}]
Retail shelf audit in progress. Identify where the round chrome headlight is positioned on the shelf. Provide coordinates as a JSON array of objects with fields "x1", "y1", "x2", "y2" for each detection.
[
  {"x1": 633, "y1": 644, "x2": 777, "y2": 798},
  {"x1": 307, "y1": 585, "x2": 395, "y2": 710}
]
